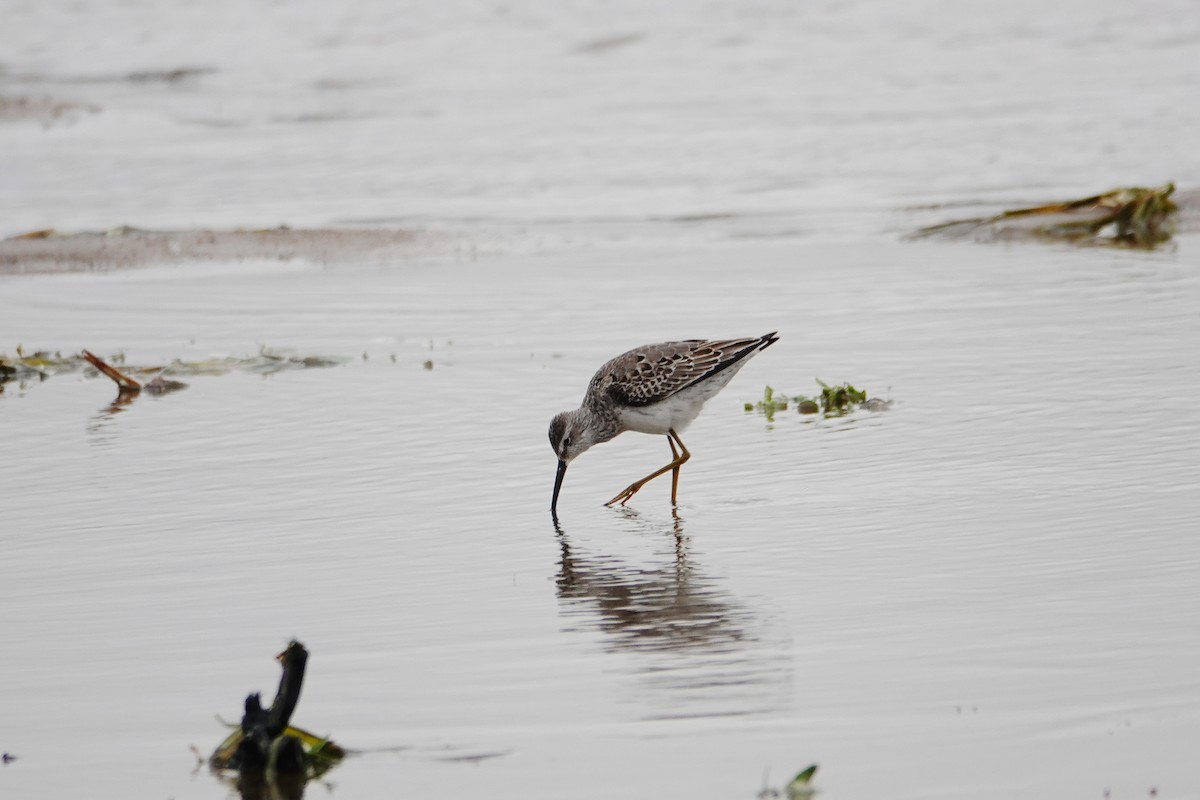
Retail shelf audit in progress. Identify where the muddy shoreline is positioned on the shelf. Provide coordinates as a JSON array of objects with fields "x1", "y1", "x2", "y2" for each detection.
[
  {"x1": 0, "y1": 226, "x2": 441, "y2": 274},
  {"x1": 4, "y1": 187, "x2": 1196, "y2": 276}
]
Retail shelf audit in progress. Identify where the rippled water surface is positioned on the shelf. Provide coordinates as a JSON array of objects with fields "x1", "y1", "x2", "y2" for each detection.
[{"x1": 3, "y1": 1, "x2": 1200, "y2": 799}]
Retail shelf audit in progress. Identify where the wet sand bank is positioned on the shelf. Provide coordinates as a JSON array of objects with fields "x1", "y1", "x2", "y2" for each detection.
[{"x1": 0, "y1": 226, "x2": 439, "y2": 274}]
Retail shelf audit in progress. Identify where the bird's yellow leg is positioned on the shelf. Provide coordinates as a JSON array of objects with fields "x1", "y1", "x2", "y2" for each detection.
[
  {"x1": 668, "y1": 431, "x2": 690, "y2": 506},
  {"x1": 606, "y1": 430, "x2": 691, "y2": 507},
  {"x1": 668, "y1": 436, "x2": 680, "y2": 504}
]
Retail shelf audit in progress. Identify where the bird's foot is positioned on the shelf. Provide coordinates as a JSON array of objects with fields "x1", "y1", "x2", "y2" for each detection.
[{"x1": 605, "y1": 482, "x2": 644, "y2": 507}]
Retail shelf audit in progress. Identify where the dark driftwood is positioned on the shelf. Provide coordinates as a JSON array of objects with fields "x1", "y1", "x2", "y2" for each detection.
[
  {"x1": 229, "y1": 641, "x2": 308, "y2": 777},
  {"x1": 208, "y1": 640, "x2": 346, "y2": 800}
]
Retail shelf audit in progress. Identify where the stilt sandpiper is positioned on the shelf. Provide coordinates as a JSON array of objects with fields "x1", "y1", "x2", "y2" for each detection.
[{"x1": 549, "y1": 332, "x2": 779, "y2": 513}]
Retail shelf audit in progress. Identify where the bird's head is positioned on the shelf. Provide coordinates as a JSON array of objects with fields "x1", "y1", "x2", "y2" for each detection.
[
  {"x1": 548, "y1": 409, "x2": 599, "y2": 464},
  {"x1": 549, "y1": 409, "x2": 601, "y2": 515}
]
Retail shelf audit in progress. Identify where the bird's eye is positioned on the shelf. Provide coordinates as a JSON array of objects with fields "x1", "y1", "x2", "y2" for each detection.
[{"x1": 564, "y1": 436, "x2": 572, "y2": 448}]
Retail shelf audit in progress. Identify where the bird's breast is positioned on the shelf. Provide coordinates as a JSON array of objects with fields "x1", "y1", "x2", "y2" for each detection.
[
  {"x1": 617, "y1": 381, "x2": 722, "y2": 435},
  {"x1": 618, "y1": 403, "x2": 679, "y2": 435}
]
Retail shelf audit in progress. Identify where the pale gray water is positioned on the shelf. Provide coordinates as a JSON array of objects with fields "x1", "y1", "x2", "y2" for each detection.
[
  {"x1": 3, "y1": 1, "x2": 1200, "y2": 799},
  {"x1": 5, "y1": 0, "x2": 1200, "y2": 236}
]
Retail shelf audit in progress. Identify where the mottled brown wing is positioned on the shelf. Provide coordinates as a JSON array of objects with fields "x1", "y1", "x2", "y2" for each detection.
[{"x1": 595, "y1": 335, "x2": 775, "y2": 407}]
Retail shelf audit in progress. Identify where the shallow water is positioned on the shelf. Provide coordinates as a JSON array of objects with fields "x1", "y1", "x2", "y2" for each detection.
[
  {"x1": 4, "y1": 1, "x2": 1200, "y2": 798},
  {"x1": 4, "y1": 238, "x2": 1199, "y2": 798}
]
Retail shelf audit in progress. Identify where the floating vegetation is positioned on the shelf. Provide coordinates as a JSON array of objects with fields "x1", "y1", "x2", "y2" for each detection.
[
  {"x1": 0, "y1": 345, "x2": 348, "y2": 397},
  {"x1": 744, "y1": 385, "x2": 790, "y2": 421},
  {"x1": 914, "y1": 183, "x2": 1178, "y2": 248},
  {"x1": 802, "y1": 379, "x2": 868, "y2": 415},
  {"x1": 746, "y1": 380, "x2": 889, "y2": 420},
  {"x1": 209, "y1": 722, "x2": 347, "y2": 780},
  {"x1": 0, "y1": 347, "x2": 86, "y2": 385},
  {"x1": 208, "y1": 641, "x2": 347, "y2": 788},
  {"x1": 235, "y1": 348, "x2": 345, "y2": 375}
]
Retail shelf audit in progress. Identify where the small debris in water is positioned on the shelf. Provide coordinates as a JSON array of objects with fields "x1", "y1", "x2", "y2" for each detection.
[
  {"x1": 9, "y1": 228, "x2": 55, "y2": 239},
  {"x1": 124, "y1": 66, "x2": 215, "y2": 83},
  {"x1": 0, "y1": 94, "x2": 100, "y2": 125},
  {"x1": 1, "y1": 752, "x2": 16, "y2": 764},
  {"x1": 82, "y1": 349, "x2": 161, "y2": 397}
]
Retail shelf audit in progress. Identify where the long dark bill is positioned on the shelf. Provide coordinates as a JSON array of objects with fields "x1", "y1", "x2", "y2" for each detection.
[{"x1": 551, "y1": 460, "x2": 568, "y2": 514}]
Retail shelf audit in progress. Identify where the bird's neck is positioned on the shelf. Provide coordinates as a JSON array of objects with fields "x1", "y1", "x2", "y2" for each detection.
[{"x1": 579, "y1": 402, "x2": 621, "y2": 445}]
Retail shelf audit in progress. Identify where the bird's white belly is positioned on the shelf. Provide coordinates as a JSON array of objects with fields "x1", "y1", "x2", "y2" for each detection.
[{"x1": 617, "y1": 367, "x2": 742, "y2": 435}]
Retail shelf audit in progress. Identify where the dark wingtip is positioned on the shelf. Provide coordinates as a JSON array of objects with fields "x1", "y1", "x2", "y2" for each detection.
[{"x1": 761, "y1": 331, "x2": 780, "y2": 349}]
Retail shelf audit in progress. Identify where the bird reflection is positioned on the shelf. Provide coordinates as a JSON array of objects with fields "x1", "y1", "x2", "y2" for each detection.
[
  {"x1": 554, "y1": 512, "x2": 791, "y2": 718},
  {"x1": 556, "y1": 511, "x2": 746, "y2": 652}
]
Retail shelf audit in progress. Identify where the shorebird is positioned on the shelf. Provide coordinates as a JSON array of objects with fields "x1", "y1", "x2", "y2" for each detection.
[{"x1": 549, "y1": 333, "x2": 778, "y2": 513}]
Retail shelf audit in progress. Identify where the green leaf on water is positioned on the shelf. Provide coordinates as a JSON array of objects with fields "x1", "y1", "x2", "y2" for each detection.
[
  {"x1": 789, "y1": 764, "x2": 818, "y2": 785},
  {"x1": 745, "y1": 384, "x2": 789, "y2": 422},
  {"x1": 786, "y1": 764, "x2": 819, "y2": 798}
]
